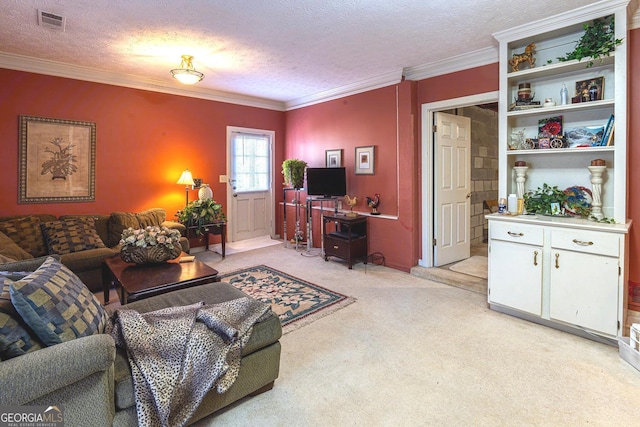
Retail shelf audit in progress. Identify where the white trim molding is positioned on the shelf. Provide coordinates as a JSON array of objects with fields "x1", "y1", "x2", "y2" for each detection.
[{"x1": 404, "y1": 46, "x2": 499, "y2": 82}]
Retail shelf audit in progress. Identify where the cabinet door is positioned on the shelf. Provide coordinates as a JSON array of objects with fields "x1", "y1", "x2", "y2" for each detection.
[
  {"x1": 549, "y1": 249, "x2": 619, "y2": 336},
  {"x1": 489, "y1": 240, "x2": 542, "y2": 316}
]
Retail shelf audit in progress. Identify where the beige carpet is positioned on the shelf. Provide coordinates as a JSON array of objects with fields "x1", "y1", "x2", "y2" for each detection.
[
  {"x1": 190, "y1": 244, "x2": 640, "y2": 426},
  {"x1": 209, "y1": 234, "x2": 282, "y2": 256},
  {"x1": 448, "y1": 255, "x2": 488, "y2": 279}
]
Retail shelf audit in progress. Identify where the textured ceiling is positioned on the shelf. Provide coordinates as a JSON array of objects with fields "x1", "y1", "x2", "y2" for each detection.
[{"x1": 0, "y1": 0, "x2": 604, "y2": 106}]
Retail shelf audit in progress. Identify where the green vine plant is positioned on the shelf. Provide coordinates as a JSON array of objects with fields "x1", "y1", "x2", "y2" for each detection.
[
  {"x1": 555, "y1": 15, "x2": 623, "y2": 68},
  {"x1": 523, "y1": 184, "x2": 568, "y2": 215}
]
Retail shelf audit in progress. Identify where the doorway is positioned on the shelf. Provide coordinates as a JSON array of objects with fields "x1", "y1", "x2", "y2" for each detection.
[
  {"x1": 226, "y1": 126, "x2": 275, "y2": 243},
  {"x1": 419, "y1": 92, "x2": 499, "y2": 268}
]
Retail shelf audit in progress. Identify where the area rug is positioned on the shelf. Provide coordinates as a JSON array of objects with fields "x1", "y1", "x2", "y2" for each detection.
[
  {"x1": 448, "y1": 255, "x2": 488, "y2": 279},
  {"x1": 219, "y1": 265, "x2": 356, "y2": 334}
]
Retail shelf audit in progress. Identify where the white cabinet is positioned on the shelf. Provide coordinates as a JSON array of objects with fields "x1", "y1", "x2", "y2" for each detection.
[
  {"x1": 489, "y1": 222, "x2": 542, "y2": 316},
  {"x1": 548, "y1": 228, "x2": 621, "y2": 336},
  {"x1": 487, "y1": 215, "x2": 630, "y2": 342},
  {"x1": 488, "y1": 1, "x2": 633, "y2": 343}
]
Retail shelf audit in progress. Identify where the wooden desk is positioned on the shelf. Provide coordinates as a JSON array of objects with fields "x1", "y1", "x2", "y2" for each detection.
[{"x1": 187, "y1": 221, "x2": 226, "y2": 257}]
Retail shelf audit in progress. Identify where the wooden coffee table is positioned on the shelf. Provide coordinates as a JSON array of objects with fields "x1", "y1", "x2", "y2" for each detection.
[{"x1": 102, "y1": 253, "x2": 219, "y2": 305}]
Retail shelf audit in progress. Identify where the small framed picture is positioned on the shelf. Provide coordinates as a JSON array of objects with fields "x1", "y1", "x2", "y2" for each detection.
[
  {"x1": 574, "y1": 76, "x2": 604, "y2": 103},
  {"x1": 355, "y1": 145, "x2": 375, "y2": 175},
  {"x1": 325, "y1": 149, "x2": 342, "y2": 168}
]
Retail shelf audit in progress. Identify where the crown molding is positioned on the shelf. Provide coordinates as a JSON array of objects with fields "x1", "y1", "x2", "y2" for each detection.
[
  {"x1": 631, "y1": 0, "x2": 640, "y2": 28},
  {"x1": 0, "y1": 52, "x2": 286, "y2": 111},
  {"x1": 284, "y1": 70, "x2": 403, "y2": 110},
  {"x1": 403, "y1": 46, "x2": 498, "y2": 82},
  {"x1": 493, "y1": 0, "x2": 631, "y2": 42}
]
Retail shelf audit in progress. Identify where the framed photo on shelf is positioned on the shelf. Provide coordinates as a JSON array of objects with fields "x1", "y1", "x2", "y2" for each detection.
[
  {"x1": 18, "y1": 115, "x2": 96, "y2": 204},
  {"x1": 538, "y1": 116, "x2": 563, "y2": 138},
  {"x1": 355, "y1": 145, "x2": 375, "y2": 175},
  {"x1": 325, "y1": 149, "x2": 343, "y2": 168},
  {"x1": 574, "y1": 76, "x2": 604, "y2": 103},
  {"x1": 564, "y1": 126, "x2": 604, "y2": 148}
]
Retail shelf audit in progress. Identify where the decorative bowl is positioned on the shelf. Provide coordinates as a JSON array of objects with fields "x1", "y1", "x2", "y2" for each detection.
[{"x1": 120, "y1": 244, "x2": 181, "y2": 264}]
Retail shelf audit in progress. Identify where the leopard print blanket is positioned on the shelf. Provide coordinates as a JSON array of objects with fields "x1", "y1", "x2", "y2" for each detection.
[{"x1": 107, "y1": 297, "x2": 271, "y2": 427}]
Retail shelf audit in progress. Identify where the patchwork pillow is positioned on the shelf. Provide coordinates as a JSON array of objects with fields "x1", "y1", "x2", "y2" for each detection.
[
  {"x1": 40, "y1": 217, "x2": 106, "y2": 255},
  {"x1": 0, "y1": 216, "x2": 47, "y2": 258},
  {"x1": 0, "y1": 229, "x2": 33, "y2": 261},
  {"x1": 9, "y1": 257, "x2": 109, "y2": 346},
  {"x1": 0, "y1": 278, "x2": 43, "y2": 360}
]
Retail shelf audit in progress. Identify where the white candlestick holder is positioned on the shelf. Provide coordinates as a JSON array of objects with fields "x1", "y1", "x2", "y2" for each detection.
[
  {"x1": 513, "y1": 166, "x2": 529, "y2": 200},
  {"x1": 588, "y1": 165, "x2": 606, "y2": 220}
]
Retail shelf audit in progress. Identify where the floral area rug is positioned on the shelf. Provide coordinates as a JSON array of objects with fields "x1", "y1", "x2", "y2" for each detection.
[{"x1": 219, "y1": 265, "x2": 356, "y2": 334}]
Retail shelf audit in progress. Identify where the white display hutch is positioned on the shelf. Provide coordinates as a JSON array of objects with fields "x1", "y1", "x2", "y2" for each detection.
[{"x1": 488, "y1": 0, "x2": 634, "y2": 344}]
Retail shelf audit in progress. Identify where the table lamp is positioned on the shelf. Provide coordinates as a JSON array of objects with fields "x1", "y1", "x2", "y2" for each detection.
[{"x1": 176, "y1": 169, "x2": 195, "y2": 206}]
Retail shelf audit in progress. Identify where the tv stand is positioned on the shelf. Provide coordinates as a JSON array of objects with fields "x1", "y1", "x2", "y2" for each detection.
[{"x1": 323, "y1": 214, "x2": 368, "y2": 269}]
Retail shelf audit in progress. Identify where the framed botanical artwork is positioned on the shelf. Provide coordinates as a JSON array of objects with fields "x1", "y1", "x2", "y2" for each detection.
[
  {"x1": 355, "y1": 145, "x2": 375, "y2": 175},
  {"x1": 325, "y1": 149, "x2": 342, "y2": 168},
  {"x1": 18, "y1": 115, "x2": 96, "y2": 204},
  {"x1": 574, "y1": 76, "x2": 604, "y2": 103}
]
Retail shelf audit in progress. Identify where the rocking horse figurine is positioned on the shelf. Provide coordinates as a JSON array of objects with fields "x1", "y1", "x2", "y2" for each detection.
[{"x1": 509, "y1": 43, "x2": 536, "y2": 72}]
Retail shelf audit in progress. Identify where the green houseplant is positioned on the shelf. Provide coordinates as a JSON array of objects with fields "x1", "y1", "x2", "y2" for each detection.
[
  {"x1": 176, "y1": 199, "x2": 225, "y2": 236},
  {"x1": 523, "y1": 184, "x2": 568, "y2": 215},
  {"x1": 282, "y1": 159, "x2": 307, "y2": 189},
  {"x1": 555, "y1": 15, "x2": 623, "y2": 68}
]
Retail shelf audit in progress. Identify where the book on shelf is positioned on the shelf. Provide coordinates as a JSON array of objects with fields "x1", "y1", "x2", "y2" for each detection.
[
  {"x1": 599, "y1": 114, "x2": 614, "y2": 146},
  {"x1": 606, "y1": 126, "x2": 615, "y2": 146}
]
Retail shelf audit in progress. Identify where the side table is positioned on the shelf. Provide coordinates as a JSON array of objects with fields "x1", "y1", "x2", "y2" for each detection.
[{"x1": 187, "y1": 221, "x2": 226, "y2": 257}]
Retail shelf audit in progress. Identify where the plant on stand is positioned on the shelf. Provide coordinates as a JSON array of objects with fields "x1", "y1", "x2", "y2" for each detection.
[
  {"x1": 282, "y1": 159, "x2": 307, "y2": 189},
  {"x1": 176, "y1": 198, "x2": 225, "y2": 237}
]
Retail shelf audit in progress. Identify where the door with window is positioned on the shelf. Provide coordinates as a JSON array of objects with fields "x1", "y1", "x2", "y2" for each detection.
[{"x1": 227, "y1": 127, "x2": 274, "y2": 242}]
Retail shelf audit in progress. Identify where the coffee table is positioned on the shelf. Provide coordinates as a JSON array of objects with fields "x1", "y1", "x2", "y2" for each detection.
[{"x1": 102, "y1": 253, "x2": 219, "y2": 305}]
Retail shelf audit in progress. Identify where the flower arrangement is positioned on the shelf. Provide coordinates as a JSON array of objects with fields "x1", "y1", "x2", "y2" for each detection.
[{"x1": 120, "y1": 226, "x2": 182, "y2": 250}]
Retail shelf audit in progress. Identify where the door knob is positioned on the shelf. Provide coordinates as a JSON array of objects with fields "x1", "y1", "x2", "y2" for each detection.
[{"x1": 466, "y1": 193, "x2": 471, "y2": 199}]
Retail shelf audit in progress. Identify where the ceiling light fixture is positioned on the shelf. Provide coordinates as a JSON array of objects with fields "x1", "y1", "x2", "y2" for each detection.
[{"x1": 170, "y1": 55, "x2": 204, "y2": 85}]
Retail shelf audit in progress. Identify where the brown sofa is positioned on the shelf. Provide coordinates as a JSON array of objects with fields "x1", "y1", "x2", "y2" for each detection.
[{"x1": 0, "y1": 208, "x2": 189, "y2": 293}]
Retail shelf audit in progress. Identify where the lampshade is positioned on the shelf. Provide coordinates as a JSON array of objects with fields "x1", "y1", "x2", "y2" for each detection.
[
  {"x1": 176, "y1": 169, "x2": 195, "y2": 186},
  {"x1": 170, "y1": 55, "x2": 204, "y2": 85}
]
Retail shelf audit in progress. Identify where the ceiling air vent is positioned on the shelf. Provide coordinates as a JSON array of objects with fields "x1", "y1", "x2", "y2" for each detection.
[{"x1": 38, "y1": 10, "x2": 66, "y2": 31}]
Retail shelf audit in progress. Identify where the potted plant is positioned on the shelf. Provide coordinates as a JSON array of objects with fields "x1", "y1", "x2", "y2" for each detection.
[
  {"x1": 523, "y1": 184, "x2": 568, "y2": 215},
  {"x1": 282, "y1": 159, "x2": 307, "y2": 189},
  {"x1": 555, "y1": 15, "x2": 623, "y2": 68},
  {"x1": 176, "y1": 199, "x2": 225, "y2": 236}
]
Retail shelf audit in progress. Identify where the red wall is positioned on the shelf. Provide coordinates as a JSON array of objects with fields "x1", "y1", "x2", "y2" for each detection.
[
  {"x1": 284, "y1": 81, "x2": 419, "y2": 271},
  {"x1": 627, "y1": 28, "x2": 640, "y2": 284},
  {"x1": 0, "y1": 69, "x2": 285, "y2": 225}
]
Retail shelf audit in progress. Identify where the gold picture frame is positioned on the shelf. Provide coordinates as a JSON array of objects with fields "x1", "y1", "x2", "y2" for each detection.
[
  {"x1": 325, "y1": 149, "x2": 343, "y2": 168},
  {"x1": 355, "y1": 145, "x2": 375, "y2": 175},
  {"x1": 19, "y1": 115, "x2": 96, "y2": 204}
]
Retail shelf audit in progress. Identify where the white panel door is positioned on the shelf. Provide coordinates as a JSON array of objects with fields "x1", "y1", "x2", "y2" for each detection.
[
  {"x1": 434, "y1": 112, "x2": 471, "y2": 266},
  {"x1": 227, "y1": 128, "x2": 274, "y2": 242}
]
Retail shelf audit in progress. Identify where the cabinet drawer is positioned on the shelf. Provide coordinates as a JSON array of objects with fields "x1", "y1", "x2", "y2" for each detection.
[
  {"x1": 551, "y1": 229, "x2": 619, "y2": 257},
  {"x1": 325, "y1": 236, "x2": 350, "y2": 258},
  {"x1": 489, "y1": 221, "x2": 543, "y2": 246}
]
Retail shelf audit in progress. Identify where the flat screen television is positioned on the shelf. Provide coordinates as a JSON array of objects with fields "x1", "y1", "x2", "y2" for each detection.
[{"x1": 306, "y1": 167, "x2": 347, "y2": 197}]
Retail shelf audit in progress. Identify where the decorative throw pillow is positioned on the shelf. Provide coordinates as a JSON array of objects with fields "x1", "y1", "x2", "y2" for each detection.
[
  {"x1": 40, "y1": 217, "x2": 106, "y2": 255},
  {"x1": 0, "y1": 229, "x2": 33, "y2": 261},
  {"x1": 9, "y1": 257, "x2": 109, "y2": 346},
  {"x1": 0, "y1": 216, "x2": 47, "y2": 258},
  {"x1": 0, "y1": 278, "x2": 43, "y2": 360}
]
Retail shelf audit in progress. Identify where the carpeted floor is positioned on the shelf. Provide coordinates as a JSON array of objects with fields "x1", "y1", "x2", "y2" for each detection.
[
  {"x1": 219, "y1": 265, "x2": 355, "y2": 334},
  {"x1": 192, "y1": 244, "x2": 640, "y2": 426}
]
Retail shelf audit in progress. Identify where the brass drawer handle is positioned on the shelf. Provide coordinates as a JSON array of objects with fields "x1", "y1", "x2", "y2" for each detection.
[
  {"x1": 508, "y1": 231, "x2": 524, "y2": 237},
  {"x1": 572, "y1": 239, "x2": 594, "y2": 246},
  {"x1": 333, "y1": 245, "x2": 339, "y2": 249},
  {"x1": 555, "y1": 253, "x2": 560, "y2": 269},
  {"x1": 533, "y1": 250, "x2": 538, "y2": 266}
]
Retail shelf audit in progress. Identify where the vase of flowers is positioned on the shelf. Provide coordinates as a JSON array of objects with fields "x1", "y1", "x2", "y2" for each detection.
[{"x1": 119, "y1": 225, "x2": 182, "y2": 264}]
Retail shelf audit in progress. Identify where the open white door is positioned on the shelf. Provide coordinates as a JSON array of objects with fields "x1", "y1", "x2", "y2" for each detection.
[
  {"x1": 434, "y1": 112, "x2": 471, "y2": 266},
  {"x1": 226, "y1": 127, "x2": 274, "y2": 242}
]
